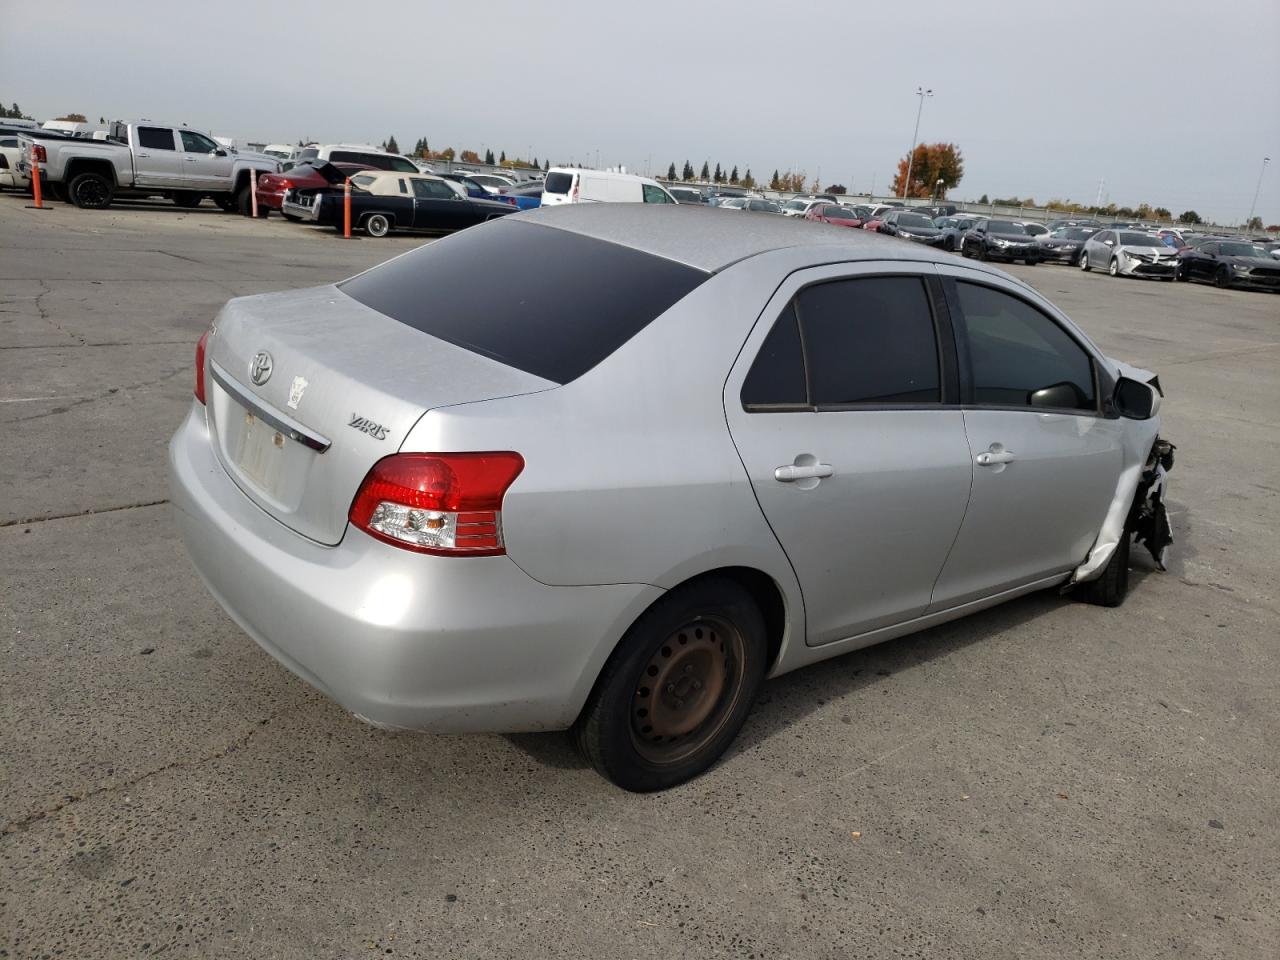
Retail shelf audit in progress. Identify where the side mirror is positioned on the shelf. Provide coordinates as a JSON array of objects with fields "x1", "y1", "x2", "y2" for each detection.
[
  {"x1": 1104, "y1": 239, "x2": 1115, "y2": 246},
  {"x1": 1114, "y1": 377, "x2": 1160, "y2": 420},
  {"x1": 214, "y1": 148, "x2": 226, "y2": 157}
]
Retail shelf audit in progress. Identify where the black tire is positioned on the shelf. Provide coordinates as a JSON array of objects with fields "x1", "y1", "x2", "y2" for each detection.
[
  {"x1": 573, "y1": 577, "x2": 768, "y2": 792},
  {"x1": 1079, "y1": 531, "x2": 1131, "y2": 607},
  {"x1": 363, "y1": 212, "x2": 391, "y2": 237},
  {"x1": 1080, "y1": 251, "x2": 1091, "y2": 271},
  {"x1": 282, "y1": 212, "x2": 302, "y2": 222},
  {"x1": 67, "y1": 171, "x2": 114, "y2": 209},
  {"x1": 48, "y1": 181, "x2": 69, "y2": 203},
  {"x1": 173, "y1": 191, "x2": 202, "y2": 208},
  {"x1": 977, "y1": 243, "x2": 988, "y2": 261},
  {"x1": 1214, "y1": 266, "x2": 1231, "y2": 289},
  {"x1": 236, "y1": 183, "x2": 267, "y2": 217},
  {"x1": 213, "y1": 194, "x2": 237, "y2": 212},
  {"x1": 1025, "y1": 258, "x2": 1038, "y2": 266},
  {"x1": 1109, "y1": 257, "x2": 1121, "y2": 277}
]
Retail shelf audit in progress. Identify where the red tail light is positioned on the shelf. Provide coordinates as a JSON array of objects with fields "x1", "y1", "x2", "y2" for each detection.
[
  {"x1": 194, "y1": 329, "x2": 211, "y2": 404},
  {"x1": 32, "y1": 144, "x2": 48, "y2": 164},
  {"x1": 349, "y1": 453, "x2": 525, "y2": 556}
]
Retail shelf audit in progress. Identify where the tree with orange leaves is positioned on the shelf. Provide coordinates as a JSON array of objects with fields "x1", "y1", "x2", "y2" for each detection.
[{"x1": 890, "y1": 143, "x2": 964, "y2": 198}]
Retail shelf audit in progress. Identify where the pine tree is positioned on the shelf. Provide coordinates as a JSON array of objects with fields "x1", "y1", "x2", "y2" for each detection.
[
  {"x1": 741, "y1": 169, "x2": 755, "y2": 189},
  {"x1": 700, "y1": 161, "x2": 710, "y2": 180},
  {"x1": 682, "y1": 161, "x2": 694, "y2": 181},
  {"x1": 667, "y1": 162, "x2": 677, "y2": 180},
  {"x1": 484, "y1": 148, "x2": 495, "y2": 165},
  {"x1": 544, "y1": 159, "x2": 550, "y2": 171},
  {"x1": 713, "y1": 163, "x2": 722, "y2": 183},
  {"x1": 770, "y1": 170, "x2": 781, "y2": 190},
  {"x1": 499, "y1": 150, "x2": 506, "y2": 164},
  {"x1": 386, "y1": 135, "x2": 399, "y2": 154},
  {"x1": 729, "y1": 166, "x2": 739, "y2": 184}
]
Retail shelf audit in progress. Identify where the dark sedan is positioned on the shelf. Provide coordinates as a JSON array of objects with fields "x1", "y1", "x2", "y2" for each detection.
[
  {"x1": 1038, "y1": 226, "x2": 1098, "y2": 264},
  {"x1": 961, "y1": 220, "x2": 1041, "y2": 264},
  {"x1": 308, "y1": 171, "x2": 516, "y2": 237},
  {"x1": 1177, "y1": 240, "x2": 1280, "y2": 290},
  {"x1": 878, "y1": 210, "x2": 945, "y2": 246}
]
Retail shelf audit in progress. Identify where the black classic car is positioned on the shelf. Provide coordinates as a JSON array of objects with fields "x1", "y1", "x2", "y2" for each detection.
[{"x1": 302, "y1": 169, "x2": 516, "y2": 236}]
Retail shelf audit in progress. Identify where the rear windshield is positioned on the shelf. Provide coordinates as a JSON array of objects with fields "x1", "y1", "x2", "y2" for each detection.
[
  {"x1": 1119, "y1": 232, "x2": 1160, "y2": 245},
  {"x1": 338, "y1": 219, "x2": 709, "y2": 384},
  {"x1": 544, "y1": 171, "x2": 575, "y2": 194},
  {"x1": 898, "y1": 214, "x2": 934, "y2": 228}
]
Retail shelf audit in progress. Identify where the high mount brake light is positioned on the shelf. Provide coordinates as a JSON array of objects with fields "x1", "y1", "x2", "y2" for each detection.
[
  {"x1": 194, "y1": 329, "x2": 211, "y2": 404},
  {"x1": 349, "y1": 453, "x2": 525, "y2": 556}
]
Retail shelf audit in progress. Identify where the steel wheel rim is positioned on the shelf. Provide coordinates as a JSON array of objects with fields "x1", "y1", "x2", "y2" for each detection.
[{"x1": 630, "y1": 616, "x2": 745, "y2": 765}]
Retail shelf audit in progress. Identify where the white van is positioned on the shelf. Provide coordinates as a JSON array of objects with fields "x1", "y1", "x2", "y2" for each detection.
[{"x1": 540, "y1": 167, "x2": 676, "y2": 206}]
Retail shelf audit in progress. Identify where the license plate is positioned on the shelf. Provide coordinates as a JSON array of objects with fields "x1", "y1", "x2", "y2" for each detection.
[{"x1": 236, "y1": 411, "x2": 287, "y2": 495}]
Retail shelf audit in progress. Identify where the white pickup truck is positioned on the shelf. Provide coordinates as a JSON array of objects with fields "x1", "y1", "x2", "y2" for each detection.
[{"x1": 19, "y1": 120, "x2": 280, "y2": 212}]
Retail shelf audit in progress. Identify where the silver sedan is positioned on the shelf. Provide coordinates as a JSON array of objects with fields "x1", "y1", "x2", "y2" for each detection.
[{"x1": 169, "y1": 205, "x2": 1175, "y2": 791}]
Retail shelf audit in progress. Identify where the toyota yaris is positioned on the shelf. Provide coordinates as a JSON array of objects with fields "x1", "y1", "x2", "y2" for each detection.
[{"x1": 170, "y1": 205, "x2": 1174, "y2": 791}]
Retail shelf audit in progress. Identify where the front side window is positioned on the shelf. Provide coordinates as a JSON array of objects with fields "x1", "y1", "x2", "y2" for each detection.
[
  {"x1": 956, "y1": 282, "x2": 1095, "y2": 411},
  {"x1": 137, "y1": 127, "x2": 176, "y2": 150},
  {"x1": 179, "y1": 131, "x2": 218, "y2": 153},
  {"x1": 643, "y1": 183, "x2": 673, "y2": 203},
  {"x1": 412, "y1": 178, "x2": 455, "y2": 199},
  {"x1": 798, "y1": 277, "x2": 940, "y2": 406}
]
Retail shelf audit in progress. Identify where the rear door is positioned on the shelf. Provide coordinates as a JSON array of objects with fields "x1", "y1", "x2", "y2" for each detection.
[
  {"x1": 724, "y1": 264, "x2": 974, "y2": 646},
  {"x1": 928, "y1": 267, "x2": 1124, "y2": 609},
  {"x1": 177, "y1": 130, "x2": 233, "y2": 190},
  {"x1": 131, "y1": 126, "x2": 185, "y2": 188}
]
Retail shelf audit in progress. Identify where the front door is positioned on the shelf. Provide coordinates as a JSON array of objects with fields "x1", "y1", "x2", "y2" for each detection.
[
  {"x1": 724, "y1": 264, "x2": 974, "y2": 646},
  {"x1": 411, "y1": 177, "x2": 471, "y2": 230},
  {"x1": 177, "y1": 130, "x2": 234, "y2": 191},
  {"x1": 928, "y1": 269, "x2": 1124, "y2": 609}
]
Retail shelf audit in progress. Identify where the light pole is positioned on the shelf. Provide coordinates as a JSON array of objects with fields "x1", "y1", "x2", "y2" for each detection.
[
  {"x1": 901, "y1": 86, "x2": 933, "y2": 199},
  {"x1": 1246, "y1": 156, "x2": 1270, "y2": 233}
]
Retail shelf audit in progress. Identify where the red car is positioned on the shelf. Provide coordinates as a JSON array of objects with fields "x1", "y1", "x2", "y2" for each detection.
[
  {"x1": 255, "y1": 161, "x2": 374, "y2": 219},
  {"x1": 805, "y1": 203, "x2": 871, "y2": 228}
]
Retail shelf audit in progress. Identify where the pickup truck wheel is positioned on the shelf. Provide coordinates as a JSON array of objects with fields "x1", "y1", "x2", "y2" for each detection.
[
  {"x1": 363, "y1": 213, "x2": 391, "y2": 237},
  {"x1": 213, "y1": 195, "x2": 236, "y2": 212},
  {"x1": 68, "y1": 172, "x2": 114, "y2": 209},
  {"x1": 49, "y1": 182, "x2": 68, "y2": 203},
  {"x1": 235, "y1": 184, "x2": 256, "y2": 216},
  {"x1": 173, "y1": 192, "x2": 202, "y2": 208}
]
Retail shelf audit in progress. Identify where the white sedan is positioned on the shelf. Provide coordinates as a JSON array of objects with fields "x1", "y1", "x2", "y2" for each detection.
[{"x1": 1079, "y1": 229, "x2": 1180, "y2": 280}]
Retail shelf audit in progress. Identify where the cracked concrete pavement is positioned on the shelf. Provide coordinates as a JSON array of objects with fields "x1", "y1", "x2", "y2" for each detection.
[{"x1": 1, "y1": 196, "x2": 1277, "y2": 959}]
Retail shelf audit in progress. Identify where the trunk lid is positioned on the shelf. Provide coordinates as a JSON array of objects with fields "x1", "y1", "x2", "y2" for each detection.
[{"x1": 206, "y1": 284, "x2": 554, "y2": 545}]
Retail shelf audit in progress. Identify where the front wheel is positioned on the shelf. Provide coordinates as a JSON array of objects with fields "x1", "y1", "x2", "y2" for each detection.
[
  {"x1": 1080, "y1": 531, "x2": 1131, "y2": 607},
  {"x1": 1109, "y1": 257, "x2": 1121, "y2": 277},
  {"x1": 1214, "y1": 267, "x2": 1231, "y2": 289},
  {"x1": 573, "y1": 577, "x2": 768, "y2": 792},
  {"x1": 1025, "y1": 258, "x2": 1038, "y2": 266},
  {"x1": 173, "y1": 191, "x2": 202, "y2": 208},
  {"x1": 363, "y1": 213, "x2": 391, "y2": 237},
  {"x1": 1080, "y1": 251, "x2": 1091, "y2": 271}
]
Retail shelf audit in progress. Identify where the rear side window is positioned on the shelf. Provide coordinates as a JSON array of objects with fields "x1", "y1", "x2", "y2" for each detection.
[
  {"x1": 741, "y1": 304, "x2": 807, "y2": 408},
  {"x1": 339, "y1": 219, "x2": 709, "y2": 384},
  {"x1": 956, "y1": 282, "x2": 1095, "y2": 411},
  {"x1": 137, "y1": 127, "x2": 175, "y2": 150},
  {"x1": 544, "y1": 171, "x2": 574, "y2": 194},
  {"x1": 798, "y1": 277, "x2": 940, "y2": 405}
]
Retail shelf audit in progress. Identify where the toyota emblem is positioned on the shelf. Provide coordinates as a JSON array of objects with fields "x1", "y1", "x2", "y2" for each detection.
[{"x1": 249, "y1": 351, "x2": 273, "y2": 386}]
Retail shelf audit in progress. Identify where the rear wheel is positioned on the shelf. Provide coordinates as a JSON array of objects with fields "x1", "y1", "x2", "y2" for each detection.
[
  {"x1": 573, "y1": 577, "x2": 767, "y2": 792},
  {"x1": 1080, "y1": 531, "x2": 1131, "y2": 607},
  {"x1": 363, "y1": 213, "x2": 391, "y2": 237},
  {"x1": 68, "y1": 171, "x2": 114, "y2": 209},
  {"x1": 1025, "y1": 258, "x2": 1038, "y2": 266},
  {"x1": 173, "y1": 191, "x2": 202, "y2": 208}
]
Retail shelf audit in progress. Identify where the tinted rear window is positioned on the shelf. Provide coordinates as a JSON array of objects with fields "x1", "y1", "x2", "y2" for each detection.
[
  {"x1": 544, "y1": 171, "x2": 574, "y2": 194},
  {"x1": 338, "y1": 220, "x2": 709, "y2": 384}
]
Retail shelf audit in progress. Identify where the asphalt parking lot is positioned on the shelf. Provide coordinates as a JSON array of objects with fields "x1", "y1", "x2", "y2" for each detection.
[{"x1": 2, "y1": 198, "x2": 1277, "y2": 960}]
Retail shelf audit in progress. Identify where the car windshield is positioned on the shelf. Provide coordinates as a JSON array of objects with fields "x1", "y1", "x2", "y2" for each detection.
[
  {"x1": 784, "y1": 200, "x2": 808, "y2": 211},
  {"x1": 1219, "y1": 242, "x2": 1269, "y2": 257},
  {"x1": 1118, "y1": 232, "x2": 1161, "y2": 245},
  {"x1": 899, "y1": 214, "x2": 934, "y2": 228},
  {"x1": 988, "y1": 221, "x2": 1028, "y2": 236}
]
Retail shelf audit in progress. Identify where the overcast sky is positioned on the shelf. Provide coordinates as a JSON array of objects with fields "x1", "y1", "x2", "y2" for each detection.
[{"x1": 2, "y1": 1, "x2": 1277, "y2": 224}]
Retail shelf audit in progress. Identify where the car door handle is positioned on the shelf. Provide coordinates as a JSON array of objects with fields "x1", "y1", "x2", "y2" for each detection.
[
  {"x1": 183, "y1": 157, "x2": 199, "y2": 162},
  {"x1": 774, "y1": 462, "x2": 833, "y2": 482},
  {"x1": 976, "y1": 450, "x2": 1016, "y2": 466}
]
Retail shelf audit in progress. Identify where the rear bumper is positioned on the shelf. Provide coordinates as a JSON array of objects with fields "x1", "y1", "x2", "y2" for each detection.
[{"x1": 168, "y1": 403, "x2": 661, "y2": 733}]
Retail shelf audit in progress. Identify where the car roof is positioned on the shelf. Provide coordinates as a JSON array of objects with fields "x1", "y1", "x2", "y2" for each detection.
[{"x1": 518, "y1": 204, "x2": 949, "y2": 272}]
